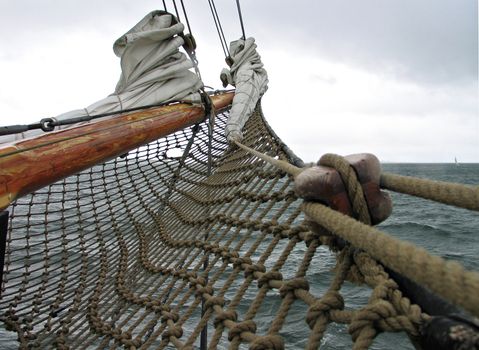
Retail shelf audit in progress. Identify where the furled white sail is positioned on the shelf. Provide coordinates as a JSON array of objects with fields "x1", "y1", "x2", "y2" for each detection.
[
  {"x1": 221, "y1": 37, "x2": 268, "y2": 142},
  {"x1": 1, "y1": 10, "x2": 202, "y2": 143}
]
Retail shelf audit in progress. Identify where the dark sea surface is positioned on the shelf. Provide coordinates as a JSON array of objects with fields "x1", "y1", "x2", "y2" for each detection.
[
  {"x1": 0, "y1": 163, "x2": 477, "y2": 349},
  {"x1": 379, "y1": 163, "x2": 478, "y2": 272}
]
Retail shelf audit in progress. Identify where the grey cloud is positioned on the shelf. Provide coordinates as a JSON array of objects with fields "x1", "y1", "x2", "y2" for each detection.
[
  {"x1": 236, "y1": 0, "x2": 477, "y2": 86},
  {"x1": 309, "y1": 74, "x2": 337, "y2": 85},
  {"x1": 1, "y1": 0, "x2": 476, "y2": 87},
  {"x1": 0, "y1": 1, "x2": 156, "y2": 48}
]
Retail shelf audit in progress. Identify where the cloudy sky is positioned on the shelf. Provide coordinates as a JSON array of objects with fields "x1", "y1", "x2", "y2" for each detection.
[{"x1": 0, "y1": 0, "x2": 477, "y2": 162}]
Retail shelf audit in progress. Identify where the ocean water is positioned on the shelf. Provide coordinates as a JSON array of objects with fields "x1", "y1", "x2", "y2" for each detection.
[
  {"x1": 379, "y1": 163, "x2": 478, "y2": 272},
  {"x1": 0, "y1": 163, "x2": 477, "y2": 349}
]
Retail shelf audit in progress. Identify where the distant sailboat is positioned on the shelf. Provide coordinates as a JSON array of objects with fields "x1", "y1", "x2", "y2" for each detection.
[{"x1": 455, "y1": 157, "x2": 459, "y2": 166}]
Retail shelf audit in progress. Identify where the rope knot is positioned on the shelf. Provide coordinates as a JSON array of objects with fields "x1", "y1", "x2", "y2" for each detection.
[
  {"x1": 206, "y1": 243, "x2": 220, "y2": 253},
  {"x1": 195, "y1": 276, "x2": 207, "y2": 286},
  {"x1": 271, "y1": 223, "x2": 289, "y2": 234},
  {"x1": 287, "y1": 226, "x2": 304, "y2": 240},
  {"x1": 204, "y1": 296, "x2": 224, "y2": 309},
  {"x1": 233, "y1": 256, "x2": 252, "y2": 269},
  {"x1": 220, "y1": 247, "x2": 231, "y2": 260},
  {"x1": 101, "y1": 324, "x2": 112, "y2": 333},
  {"x1": 195, "y1": 285, "x2": 214, "y2": 297},
  {"x1": 244, "y1": 262, "x2": 266, "y2": 277},
  {"x1": 302, "y1": 231, "x2": 320, "y2": 247},
  {"x1": 181, "y1": 268, "x2": 191, "y2": 277},
  {"x1": 188, "y1": 275, "x2": 205, "y2": 288},
  {"x1": 349, "y1": 300, "x2": 397, "y2": 341},
  {"x1": 162, "y1": 325, "x2": 183, "y2": 339},
  {"x1": 257, "y1": 271, "x2": 283, "y2": 289},
  {"x1": 214, "y1": 310, "x2": 238, "y2": 328},
  {"x1": 172, "y1": 268, "x2": 189, "y2": 279},
  {"x1": 253, "y1": 221, "x2": 265, "y2": 230},
  {"x1": 229, "y1": 251, "x2": 240, "y2": 260},
  {"x1": 154, "y1": 305, "x2": 170, "y2": 315},
  {"x1": 161, "y1": 311, "x2": 179, "y2": 323},
  {"x1": 120, "y1": 331, "x2": 132, "y2": 340},
  {"x1": 279, "y1": 278, "x2": 310, "y2": 298},
  {"x1": 250, "y1": 334, "x2": 285, "y2": 350},
  {"x1": 306, "y1": 292, "x2": 344, "y2": 329},
  {"x1": 228, "y1": 320, "x2": 257, "y2": 341}
]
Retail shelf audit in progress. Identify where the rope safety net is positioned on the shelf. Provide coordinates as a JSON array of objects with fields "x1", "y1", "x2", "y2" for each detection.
[{"x1": 1, "y1": 101, "x2": 478, "y2": 349}]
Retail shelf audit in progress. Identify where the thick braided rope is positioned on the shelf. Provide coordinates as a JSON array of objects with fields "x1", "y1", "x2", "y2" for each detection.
[
  {"x1": 302, "y1": 202, "x2": 479, "y2": 318},
  {"x1": 319, "y1": 153, "x2": 371, "y2": 224},
  {"x1": 235, "y1": 141, "x2": 479, "y2": 318},
  {"x1": 381, "y1": 172, "x2": 479, "y2": 211}
]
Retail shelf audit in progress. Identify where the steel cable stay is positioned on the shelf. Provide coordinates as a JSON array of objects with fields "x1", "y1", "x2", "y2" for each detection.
[
  {"x1": 207, "y1": 0, "x2": 248, "y2": 59},
  {"x1": 162, "y1": 0, "x2": 182, "y2": 21},
  {"x1": 179, "y1": 0, "x2": 193, "y2": 36},
  {"x1": 0, "y1": 101, "x2": 176, "y2": 137},
  {"x1": 172, "y1": 0, "x2": 181, "y2": 22},
  {"x1": 207, "y1": 0, "x2": 230, "y2": 58},
  {"x1": 161, "y1": 1, "x2": 193, "y2": 37},
  {"x1": 235, "y1": 0, "x2": 246, "y2": 39}
]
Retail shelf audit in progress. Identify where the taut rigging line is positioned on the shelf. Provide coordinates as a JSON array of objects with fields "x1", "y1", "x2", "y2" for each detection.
[
  {"x1": 235, "y1": 0, "x2": 246, "y2": 39},
  {"x1": 207, "y1": 0, "x2": 230, "y2": 58}
]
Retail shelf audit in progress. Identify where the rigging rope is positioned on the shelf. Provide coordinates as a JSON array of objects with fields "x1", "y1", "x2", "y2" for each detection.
[
  {"x1": 233, "y1": 140, "x2": 479, "y2": 318},
  {"x1": 207, "y1": 0, "x2": 230, "y2": 58},
  {"x1": 235, "y1": 0, "x2": 246, "y2": 39},
  {"x1": 380, "y1": 172, "x2": 479, "y2": 211},
  {"x1": 0, "y1": 101, "x2": 175, "y2": 137},
  {"x1": 179, "y1": 0, "x2": 193, "y2": 35},
  {"x1": 172, "y1": 0, "x2": 181, "y2": 22}
]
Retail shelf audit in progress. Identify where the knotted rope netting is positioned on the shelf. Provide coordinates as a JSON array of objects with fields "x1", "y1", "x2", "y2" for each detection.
[{"x1": 1, "y1": 102, "x2": 478, "y2": 349}]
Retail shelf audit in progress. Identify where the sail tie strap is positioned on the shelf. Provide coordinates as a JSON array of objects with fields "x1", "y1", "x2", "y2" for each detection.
[{"x1": 233, "y1": 140, "x2": 479, "y2": 318}]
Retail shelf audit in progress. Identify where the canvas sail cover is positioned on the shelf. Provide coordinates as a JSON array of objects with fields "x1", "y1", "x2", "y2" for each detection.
[
  {"x1": 1, "y1": 10, "x2": 203, "y2": 143},
  {"x1": 221, "y1": 37, "x2": 268, "y2": 142}
]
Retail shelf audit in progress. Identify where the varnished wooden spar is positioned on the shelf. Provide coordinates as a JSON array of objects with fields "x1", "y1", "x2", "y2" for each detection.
[{"x1": 0, "y1": 92, "x2": 234, "y2": 210}]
